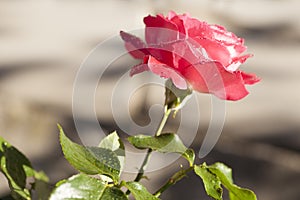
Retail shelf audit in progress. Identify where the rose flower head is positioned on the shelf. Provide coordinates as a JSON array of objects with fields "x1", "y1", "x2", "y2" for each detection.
[{"x1": 120, "y1": 11, "x2": 260, "y2": 100}]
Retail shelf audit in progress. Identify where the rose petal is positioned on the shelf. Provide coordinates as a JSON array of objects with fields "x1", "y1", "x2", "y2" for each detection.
[
  {"x1": 147, "y1": 41, "x2": 177, "y2": 68},
  {"x1": 183, "y1": 62, "x2": 250, "y2": 100},
  {"x1": 172, "y1": 39, "x2": 209, "y2": 70},
  {"x1": 221, "y1": 71, "x2": 250, "y2": 100},
  {"x1": 209, "y1": 25, "x2": 247, "y2": 57},
  {"x1": 195, "y1": 37, "x2": 231, "y2": 67},
  {"x1": 147, "y1": 56, "x2": 187, "y2": 89},
  {"x1": 167, "y1": 11, "x2": 177, "y2": 20},
  {"x1": 169, "y1": 15, "x2": 186, "y2": 37},
  {"x1": 182, "y1": 17, "x2": 214, "y2": 39},
  {"x1": 144, "y1": 14, "x2": 178, "y2": 44},
  {"x1": 226, "y1": 54, "x2": 253, "y2": 72},
  {"x1": 120, "y1": 31, "x2": 149, "y2": 59},
  {"x1": 241, "y1": 71, "x2": 261, "y2": 85},
  {"x1": 210, "y1": 25, "x2": 242, "y2": 44},
  {"x1": 130, "y1": 63, "x2": 150, "y2": 77}
]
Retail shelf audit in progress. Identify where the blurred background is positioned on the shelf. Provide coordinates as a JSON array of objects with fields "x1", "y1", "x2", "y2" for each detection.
[{"x1": 0, "y1": 0, "x2": 300, "y2": 199}]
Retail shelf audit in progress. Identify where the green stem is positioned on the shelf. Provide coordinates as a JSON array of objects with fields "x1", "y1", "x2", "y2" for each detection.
[
  {"x1": 135, "y1": 107, "x2": 171, "y2": 181},
  {"x1": 126, "y1": 107, "x2": 172, "y2": 195},
  {"x1": 155, "y1": 107, "x2": 171, "y2": 136},
  {"x1": 132, "y1": 148, "x2": 152, "y2": 183},
  {"x1": 154, "y1": 166, "x2": 193, "y2": 198}
]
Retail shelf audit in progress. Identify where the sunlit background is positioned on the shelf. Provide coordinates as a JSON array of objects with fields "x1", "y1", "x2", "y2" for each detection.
[{"x1": 0, "y1": 0, "x2": 300, "y2": 199}]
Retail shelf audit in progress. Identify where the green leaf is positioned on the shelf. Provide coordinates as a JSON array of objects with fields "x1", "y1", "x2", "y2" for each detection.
[
  {"x1": 195, "y1": 162, "x2": 257, "y2": 200},
  {"x1": 33, "y1": 171, "x2": 52, "y2": 200},
  {"x1": 50, "y1": 174, "x2": 128, "y2": 200},
  {"x1": 0, "y1": 139, "x2": 31, "y2": 199},
  {"x1": 194, "y1": 164, "x2": 222, "y2": 200},
  {"x1": 101, "y1": 186, "x2": 128, "y2": 200},
  {"x1": 98, "y1": 131, "x2": 122, "y2": 151},
  {"x1": 122, "y1": 181, "x2": 159, "y2": 200},
  {"x1": 165, "y1": 79, "x2": 193, "y2": 111},
  {"x1": 207, "y1": 163, "x2": 257, "y2": 200},
  {"x1": 99, "y1": 131, "x2": 125, "y2": 172},
  {"x1": 58, "y1": 125, "x2": 120, "y2": 183},
  {"x1": 0, "y1": 136, "x2": 51, "y2": 200},
  {"x1": 128, "y1": 133, "x2": 194, "y2": 166},
  {"x1": 34, "y1": 179, "x2": 52, "y2": 200}
]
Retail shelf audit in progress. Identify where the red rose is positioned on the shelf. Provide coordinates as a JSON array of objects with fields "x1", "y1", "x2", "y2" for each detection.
[{"x1": 120, "y1": 11, "x2": 260, "y2": 100}]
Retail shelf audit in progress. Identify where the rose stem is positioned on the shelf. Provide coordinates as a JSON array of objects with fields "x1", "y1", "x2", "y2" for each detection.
[{"x1": 126, "y1": 107, "x2": 171, "y2": 195}]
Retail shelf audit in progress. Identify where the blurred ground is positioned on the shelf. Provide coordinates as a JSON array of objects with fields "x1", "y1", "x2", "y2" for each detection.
[{"x1": 0, "y1": 0, "x2": 300, "y2": 199}]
